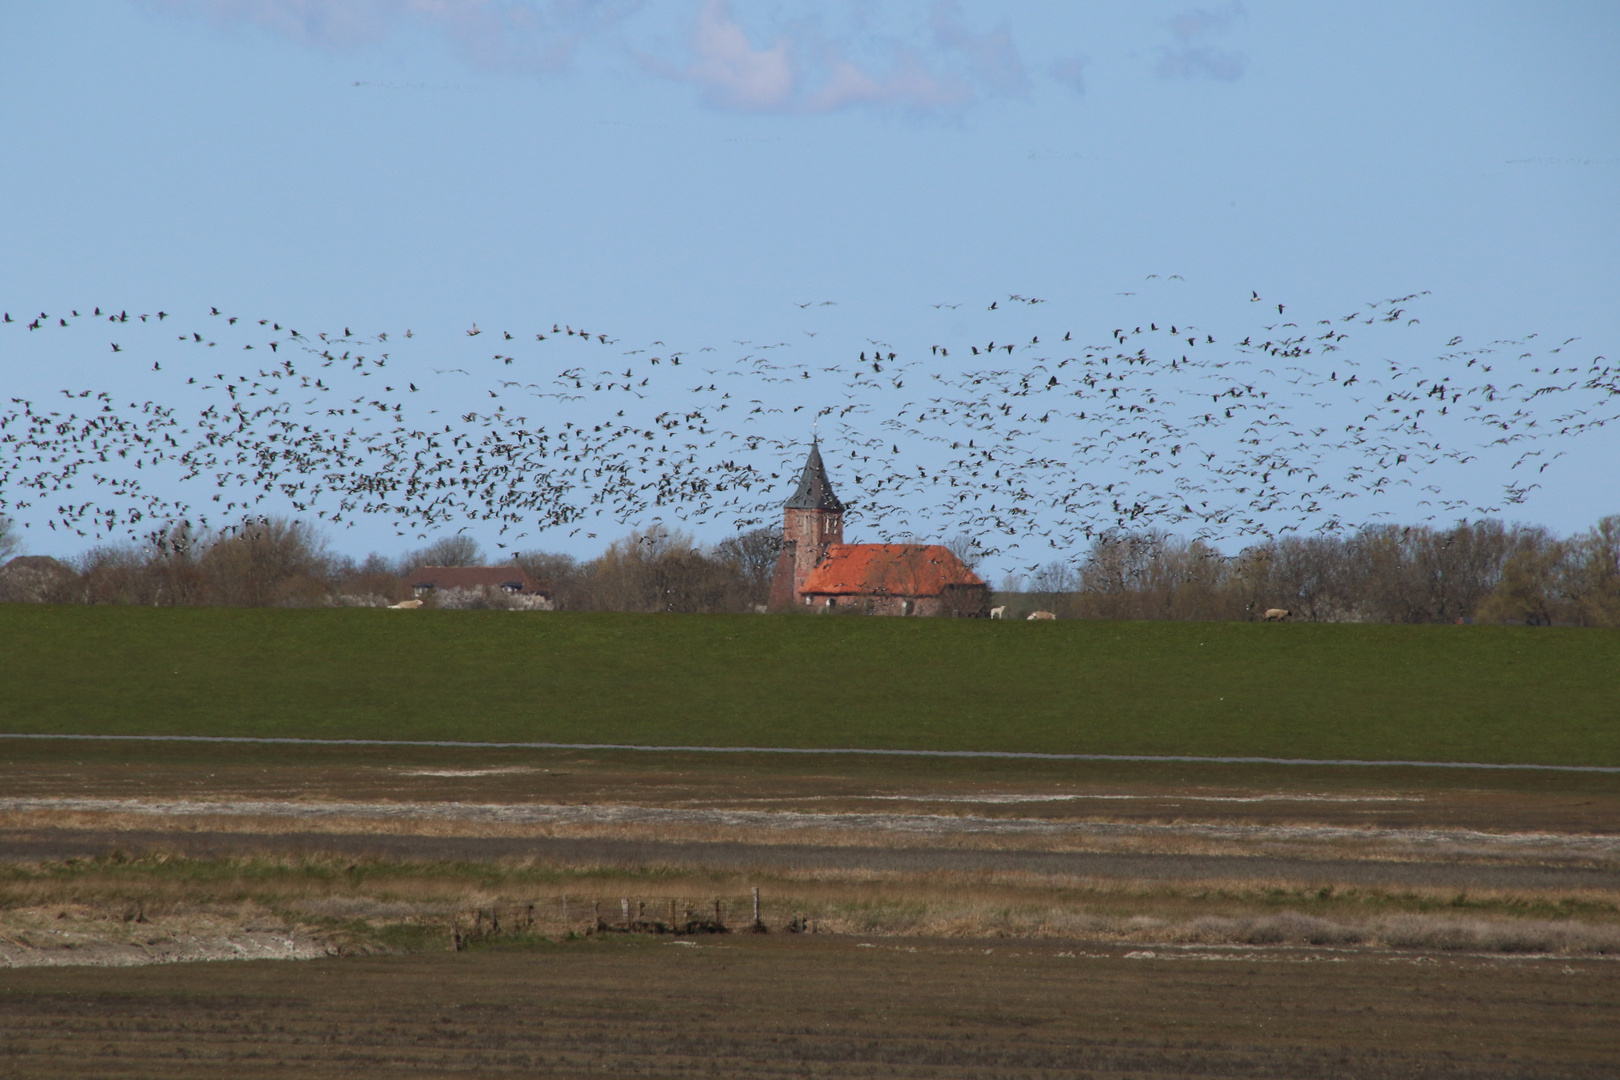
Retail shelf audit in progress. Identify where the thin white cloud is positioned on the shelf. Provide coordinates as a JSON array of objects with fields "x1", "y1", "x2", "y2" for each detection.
[
  {"x1": 1156, "y1": 2, "x2": 1246, "y2": 82},
  {"x1": 663, "y1": 0, "x2": 1024, "y2": 115},
  {"x1": 147, "y1": 0, "x2": 1033, "y2": 115},
  {"x1": 676, "y1": 0, "x2": 797, "y2": 110}
]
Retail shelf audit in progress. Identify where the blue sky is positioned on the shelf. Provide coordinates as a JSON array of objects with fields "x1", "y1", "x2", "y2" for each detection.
[{"x1": 3, "y1": 2, "x2": 1618, "y2": 572}]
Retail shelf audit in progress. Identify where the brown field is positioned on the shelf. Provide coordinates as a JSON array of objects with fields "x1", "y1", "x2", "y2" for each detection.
[
  {"x1": 3, "y1": 740, "x2": 1619, "y2": 833},
  {"x1": 2, "y1": 936, "x2": 1618, "y2": 1078},
  {"x1": 1, "y1": 740, "x2": 1618, "y2": 1075}
]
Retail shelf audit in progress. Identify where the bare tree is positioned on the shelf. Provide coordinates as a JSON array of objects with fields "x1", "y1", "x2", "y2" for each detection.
[
  {"x1": 15, "y1": 510, "x2": 1620, "y2": 624},
  {"x1": 330, "y1": 551, "x2": 409, "y2": 606},
  {"x1": 1476, "y1": 528, "x2": 1565, "y2": 626},
  {"x1": 1240, "y1": 535, "x2": 1352, "y2": 622},
  {"x1": 512, "y1": 550, "x2": 581, "y2": 607},
  {"x1": 0, "y1": 515, "x2": 19, "y2": 563},
  {"x1": 575, "y1": 528, "x2": 674, "y2": 612},
  {"x1": 713, "y1": 526, "x2": 781, "y2": 606},
  {"x1": 1564, "y1": 514, "x2": 1620, "y2": 627},
  {"x1": 1030, "y1": 558, "x2": 1081, "y2": 618},
  {"x1": 79, "y1": 543, "x2": 161, "y2": 605},
  {"x1": 567, "y1": 527, "x2": 752, "y2": 613},
  {"x1": 1076, "y1": 532, "x2": 1167, "y2": 619},
  {"x1": 647, "y1": 546, "x2": 748, "y2": 613},
  {"x1": 943, "y1": 533, "x2": 985, "y2": 573},
  {"x1": 400, "y1": 534, "x2": 484, "y2": 572},
  {"x1": 142, "y1": 520, "x2": 208, "y2": 606},
  {"x1": 514, "y1": 550, "x2": 579, "y2": 585},
  {"x1": 202, "y1": 517, "x2": 332, "y2": 607},
  {"x1": 1405, "y1": 520, "x2": 1516, "y2": 622}
]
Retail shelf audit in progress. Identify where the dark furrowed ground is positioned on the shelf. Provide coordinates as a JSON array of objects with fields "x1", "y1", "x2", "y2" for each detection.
[
  {"x1": 5, "y1": 605, "x2": 1620, "y2": 765},
  {"x1": 2, "y1": 937, "x2": 1616, "y2": 1079}
]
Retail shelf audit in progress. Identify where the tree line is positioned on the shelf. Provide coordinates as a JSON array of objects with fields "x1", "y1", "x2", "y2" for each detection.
[
  {"x1": 1005, "y1": 516, "x2": 1620, "y2": 626},
  {"x1": 0, "y1": 516, "x2": 782, "y2": 614},
  {"x1": 1, "y1": 513, "x2": 1617, "y2": 625}
]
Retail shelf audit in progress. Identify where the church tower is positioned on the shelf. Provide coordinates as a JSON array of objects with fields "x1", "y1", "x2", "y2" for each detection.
[{"x1": 768, "y1": 441, "x2": 844, "y2": 609}]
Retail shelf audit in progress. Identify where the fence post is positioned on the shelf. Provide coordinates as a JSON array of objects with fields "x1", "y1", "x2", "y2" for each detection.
[{"x1": 622, "y1": 897, "x2": 631, "y2": 928}]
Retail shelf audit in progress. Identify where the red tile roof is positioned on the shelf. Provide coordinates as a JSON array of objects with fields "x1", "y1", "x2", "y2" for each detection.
[
  {"x1": 405, "y1": 566, "x2": 548, "y2": 595},
  {"x1": 799, "y1": 544, "x2": 985, "y2": 597}
]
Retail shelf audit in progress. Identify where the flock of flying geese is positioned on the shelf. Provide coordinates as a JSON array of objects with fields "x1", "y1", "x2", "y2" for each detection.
[{"x1": 2, "y1": 286, "x2": 1614, "y2": 564}]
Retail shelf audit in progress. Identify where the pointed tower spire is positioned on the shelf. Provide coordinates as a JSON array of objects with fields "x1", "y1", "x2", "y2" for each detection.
[
  {"x1": 769, "y1": 440, "x2": 846, "y2": 609},
  {"x1": 784, "y1": 439, "x2": 845, "y2": 512}
]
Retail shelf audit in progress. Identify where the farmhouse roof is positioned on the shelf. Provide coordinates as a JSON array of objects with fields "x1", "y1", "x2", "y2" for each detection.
[
  {"x1": 783, "y1": 441, "x2": 844, "y2": 512},
  {"x1": 405, "y1": 565, "x2": 548, "y2": 595},
  {"x1": 799, "y1": 544, "x2": 984, "y2": 597}
]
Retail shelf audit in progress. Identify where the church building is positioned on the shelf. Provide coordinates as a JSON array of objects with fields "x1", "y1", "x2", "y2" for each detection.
[{"x1": 767, "y1": 443, "x2": 989, "y2": 616}]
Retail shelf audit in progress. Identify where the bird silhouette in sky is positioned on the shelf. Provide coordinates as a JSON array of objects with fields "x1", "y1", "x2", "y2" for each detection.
[{"x1": 1, "y1": 289, "x2": 1613, "y2": 562}]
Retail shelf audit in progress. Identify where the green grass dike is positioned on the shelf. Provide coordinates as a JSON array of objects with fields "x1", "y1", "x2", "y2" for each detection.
[{"x1": 1, "y1": 604, "x2": 1616, "y2": 766}]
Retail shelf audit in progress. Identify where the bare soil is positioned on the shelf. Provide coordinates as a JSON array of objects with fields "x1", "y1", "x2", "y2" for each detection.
[
  {"x1": 2, "y1": 748, "x2": 1619, "y2": 834},
  {"x1": 1, "y1": 936, "x2": 1616, "y2": 1078},
  {"x1": 2, "y1": 747, "x2": 1617, "y2": 1074},
  {"x1": 1, "y1": 747, "x2": 1617, "y2": 970}
]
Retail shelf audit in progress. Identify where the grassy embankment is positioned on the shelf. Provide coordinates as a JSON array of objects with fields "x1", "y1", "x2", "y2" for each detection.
[{"x1": 2, "y1": 605, "x2": 1616, "y2": 765}]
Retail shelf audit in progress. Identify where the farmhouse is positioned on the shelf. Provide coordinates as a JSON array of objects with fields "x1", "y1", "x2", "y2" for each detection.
[
  {"x1": 405, "y1": 565, "x2": 549, "y2": 599},
  {"x1": 767, "y1": 443, "x2": 988, "y2": 616}
]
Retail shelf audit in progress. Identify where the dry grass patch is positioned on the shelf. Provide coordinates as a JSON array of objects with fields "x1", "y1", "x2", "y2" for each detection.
[
  {"x1": 2, "y1": 852, "x2": 1618, "y2": 965},
  {"x1": 6, "y1": 800, "x2": 1620, "y2": 868}
]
